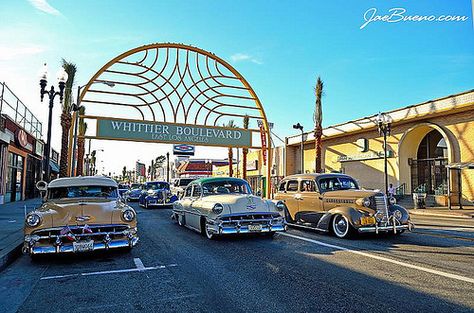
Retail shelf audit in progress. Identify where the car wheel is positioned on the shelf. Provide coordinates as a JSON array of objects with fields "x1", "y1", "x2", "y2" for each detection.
[
  {"x1": 331, "y1": 214, "x2": 353, "y2": 239},
  {"x1": 200, "y1": 217, "x2": 215, "y2": 240}
]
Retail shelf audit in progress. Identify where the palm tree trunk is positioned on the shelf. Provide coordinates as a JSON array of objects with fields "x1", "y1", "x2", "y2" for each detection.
[
  {"x1": 315, "y1": 125, "x2": 322, "y2": 173},
  {"x1": 228, "y1": 148, "x2": 233, "y2": 177},
  {"x1": 76, "y1": 137, "x2": 85, "y2": 176},
  {"x1": 59, "y1": 112, "x2": 72, "y2": 177}
]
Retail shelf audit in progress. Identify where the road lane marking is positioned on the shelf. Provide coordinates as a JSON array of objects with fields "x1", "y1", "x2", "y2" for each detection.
[
  {"x1": 40, "y1": 264, "x2": 178, "y2": 280},
  {"x1": 281, "y1": 232, "x2": 474, "y2": 284},
  {"x1": 134, "y1": 257, "x2": 146, "y2": 271}
]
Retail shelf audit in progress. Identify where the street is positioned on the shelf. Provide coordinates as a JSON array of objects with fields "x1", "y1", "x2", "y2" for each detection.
[{"x1": 1, "y1": 203, "x2": 473, "y2": 313}]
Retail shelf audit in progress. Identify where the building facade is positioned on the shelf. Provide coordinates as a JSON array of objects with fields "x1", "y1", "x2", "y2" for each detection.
[
  {"x1": 286, "y1": 90, "x2": 474, "y2": 206},
  {"x1": 0, "y1": 82, "x2": 44, "y2": 203}
]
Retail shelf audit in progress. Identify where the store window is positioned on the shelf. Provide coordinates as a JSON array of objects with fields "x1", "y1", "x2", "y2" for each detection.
[{"x1": 5, "y1": 152, "x2": 24, "y2": 202}]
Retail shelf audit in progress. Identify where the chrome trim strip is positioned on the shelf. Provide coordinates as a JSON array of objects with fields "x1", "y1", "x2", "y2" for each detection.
[
  {"x1": 358, "y1": 225, "x2": 410, "y2": 233},
  {"x1": 29, "y1": 237, "x2": 139, "y2": 255}
]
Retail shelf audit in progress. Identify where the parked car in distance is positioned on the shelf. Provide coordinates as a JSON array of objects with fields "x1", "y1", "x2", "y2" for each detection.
[
  {"x1": 23, "y1": 176, "x2": 138, "y2": 256},
  {"x1": 172, "y1": 177, "x2": 286, "y2": 239},
  {"x1": 275, "y1": 173, "x2": 413, "y2": 238},
  {"x1": 124, "y1": 184, "x2": 143, "y2": 201},
  {"x1": 118, "y1": 183, "x2": 130, "y2": 197},
  {"x1": 139, "y1": 181, "x2": 178, "y2": 208},
  {"x1": 171, "y1": 177, "x2": 196, "y2": 197}
]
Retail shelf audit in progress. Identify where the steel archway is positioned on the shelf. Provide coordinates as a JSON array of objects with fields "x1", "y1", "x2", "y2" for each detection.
[{"x1": 69, "y1": 43, "x2": 272, "y2": 198}]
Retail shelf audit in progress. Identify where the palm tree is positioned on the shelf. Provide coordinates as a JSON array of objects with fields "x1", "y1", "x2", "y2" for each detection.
[
  {"x1": 59, "y1": 59, "x2": 77, "y2": 177},
  {"x1": 122, "y1": 166, "x2": 127, "y2": 181},
  {"x1": 76, "y1": 106, "x2": 87, "y2": 176},
  {"x1": 242, "y1": 115, "x2": 249, "y2": 181},
  {"x1": 224, "y1": 120, "x2": 236, "y2": 177},
  {"x1": 314, "y1": 76, "x2": 324, "y2": 173}
]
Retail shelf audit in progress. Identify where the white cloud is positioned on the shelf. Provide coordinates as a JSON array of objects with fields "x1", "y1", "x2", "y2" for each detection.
[
  {"x1": 0, "y1": 44, "x2": 46, "y2": 60},
  {"x1": 27, "y1": 0, "x2": 62, "y2": 16},
  {"x1": 230, "y1": 53, "x2": 262, "y2": 65}
]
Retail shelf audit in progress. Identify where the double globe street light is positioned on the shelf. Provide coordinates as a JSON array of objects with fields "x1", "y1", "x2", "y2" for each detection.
[
  {"x1": 39, "y1": 63, "x2": 68, "y2": 182},
  {"x1": 376, "y1": 112, "x2": 393, "y2": 195},
  {"x1": 292, "y1": 123, "x2": 304, "y2": 174}
]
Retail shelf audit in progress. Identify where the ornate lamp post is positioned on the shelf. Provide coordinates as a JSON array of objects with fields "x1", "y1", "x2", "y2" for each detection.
[
  {"x1": 39, "y1": 63, "x2": 68, "y2": 182},
  {"x1": 293, "y1": 123, "x2": 304, "y2": 174},
  {"x1": 70, "y1": 81, "x2": 114, "y2": 176},
  {"x1": 376, "y1": 112, "x2": 393, "y2": 195}
]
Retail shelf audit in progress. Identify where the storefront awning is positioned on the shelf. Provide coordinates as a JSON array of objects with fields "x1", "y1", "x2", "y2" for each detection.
[{"x1": 50, "y1": 160, "x2": 60, "y2": 173}]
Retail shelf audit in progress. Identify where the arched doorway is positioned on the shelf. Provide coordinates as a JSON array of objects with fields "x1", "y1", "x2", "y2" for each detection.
[
  {"x1": 398, "y1": 123, "x2": 457, "y2": 195},
  {"x1": 410, "y1": 130, "x2": 448, "y2": 194},
  {"x1": 69, "y1": 43, "x2": 272, "y2": 197}
]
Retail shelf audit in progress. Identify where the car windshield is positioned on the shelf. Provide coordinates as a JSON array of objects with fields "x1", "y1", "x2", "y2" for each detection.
[
  {"x1": 146, "y1": 182, "x2": 169, "y2": 190},
  {"x1": 202, "y1": 180, "x2": 252, "y2": 195},
  {"x1": 48, "y1": 186, "x2": 118, "y2": 199},
  {"x1": 318, "y1": 177, "x2": 359, "y2": 192},
  {"x1": 178, "y1": 178, "x2": 194, "y2": 187}
]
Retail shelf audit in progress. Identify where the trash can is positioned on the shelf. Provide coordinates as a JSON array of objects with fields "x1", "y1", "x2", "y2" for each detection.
[{"x1": 413, "y1": 193, "x2": 427, "y2": 209}]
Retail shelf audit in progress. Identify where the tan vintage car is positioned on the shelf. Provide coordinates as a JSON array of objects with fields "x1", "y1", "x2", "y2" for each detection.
[
  {"x1": 275, "y1": 173, "x2": 413, "y2": 238},
  {"x1": 172, "y1": 177, "x2": 286, "y2": 239},
  {"x1": 23, "y1": 176, "x2": 138, "y2": 256}
]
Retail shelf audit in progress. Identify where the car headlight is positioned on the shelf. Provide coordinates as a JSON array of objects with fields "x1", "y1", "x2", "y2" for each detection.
[
  {"x1": 389, "y1": 197, "x2": 397, "y2": 205},
  {"x1": 25, "y1": 213, "x2": 41, "y2": 227},
  {"x1": 393, "y1": 209, "x2": 402, "y2": 220},
  {"x1": 212, "y1": 203, "x2": 224, "y2": 215},
  {"x1": 375, "y1": 211, "x2": 385, "y2": 222},
  {"x1": 122, "y1": 209, "x2": 136, "y2": 222},
  {"x1": 275, "y1": 201, "x2": 285, "y2": 212}
]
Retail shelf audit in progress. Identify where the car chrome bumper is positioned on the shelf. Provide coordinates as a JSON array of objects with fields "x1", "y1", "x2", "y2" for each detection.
[
  {"x1": 26, "y1": 237, "x2": 139, "y2": 255},
  {"x1": 358, "y1": 222, "x2": 414, "y2": 234},
  {"x1": 206, "y1": 213, "x2": 286, "y2": 236}
]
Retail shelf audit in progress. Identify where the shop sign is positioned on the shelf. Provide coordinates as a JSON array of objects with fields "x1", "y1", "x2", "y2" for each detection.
[
  {"x1": 257, "y1": 120, "x2": 267, "y2": 165},
  {"x1": 15, "y1": 129, "x2": 28, "y2": 149},
  {"x1": 337, "y1": 150, "x2": 394, "y2": 162},
  {"x1": 35, "y1": 140, "x2": 44, "y2": 156},
  {"x1": 173, "y1": 144, "x2": 195, "y2": 156},
  {"x1": 97, "y1": 118, "x2": 252, "y2": 148},
  {"x1": 247, "y1": 160, "x2": 258, "y2": 171}
]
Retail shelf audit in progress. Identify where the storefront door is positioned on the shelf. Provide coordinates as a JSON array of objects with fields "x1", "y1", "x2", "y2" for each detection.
[{"x1": 5, "y1": 152, "x2": 24, "y2": 202}]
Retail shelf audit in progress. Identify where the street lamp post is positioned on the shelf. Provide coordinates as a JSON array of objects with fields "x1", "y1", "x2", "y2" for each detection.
[
  {"x1": 376, "y1": 112, "x2": 393, "y2": 195},
  {"x1": 71, "y1": 81, "x2": 114, "y2": 176},
  {"x1": 293, "y1": 123, "x2": 304, "y2": 174},
  {"x1": 39, "y1": 63, "x2": 68, "y2": 182}
]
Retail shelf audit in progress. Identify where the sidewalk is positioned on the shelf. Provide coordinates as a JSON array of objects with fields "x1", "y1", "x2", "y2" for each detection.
[
  {"x1": 408, "y1": 206, "x2": 474, "y2": 219},
  {"x1": 0, "y1": 198, "x2": 41, "y2": 271}
]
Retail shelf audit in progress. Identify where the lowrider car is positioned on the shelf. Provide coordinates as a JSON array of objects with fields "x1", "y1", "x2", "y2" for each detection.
[
  {"x1": 124, "y1": 185, "x2": 142, "y2": 201},
  {"x1": 171, "y1": 177, "x2": 196, "y2": 198},
  {"x1": 172, "y1": 177, "x2": 286, "y2": 239},
  {"x1": 138, "y1": 181, "x2": 178, "y2": 208},
  {"x1": 275, "y1": 173, "x2": 414, "y2": 238},
  {"x1": 23, "y1": 176, "x2": 138, "y2": 256}
]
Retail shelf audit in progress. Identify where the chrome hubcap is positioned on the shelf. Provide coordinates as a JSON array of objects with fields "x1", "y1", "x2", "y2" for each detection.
[{"x1": 334, "y1": 216, "x2": 348, "y2": 237}]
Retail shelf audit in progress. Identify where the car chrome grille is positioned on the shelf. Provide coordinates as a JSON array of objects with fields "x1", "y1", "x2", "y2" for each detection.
[
  {"x1": 219, "y1": 213, "x2": 281, "y2": 226},
  {"x1": 374, "y1": 195, "x2": 389, "y2": 222},
  {"x1": 31, "y1": 224, "x2": 131, "y2": 243}
]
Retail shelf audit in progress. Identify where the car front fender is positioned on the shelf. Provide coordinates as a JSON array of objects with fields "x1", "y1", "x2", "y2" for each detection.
[{"x1": 318, "y1": 206, "x2": 365, "y2": 230}]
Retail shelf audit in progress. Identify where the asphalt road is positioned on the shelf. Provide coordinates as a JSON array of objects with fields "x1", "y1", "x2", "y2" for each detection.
[{"x1": 1, "y1": 203, "x2": 473, "y2": 313}]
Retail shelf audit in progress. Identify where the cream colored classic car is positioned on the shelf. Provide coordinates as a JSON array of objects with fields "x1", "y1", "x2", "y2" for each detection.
[
  {"x1": 172, "y1": 177, "x2": 286, "y2": 239},
  {"x1": 23, "y1": 176, "x2": 138, "y2": 256},
  {"x1": 275, "y1": 173, "x2": 414, "y2": 238}
]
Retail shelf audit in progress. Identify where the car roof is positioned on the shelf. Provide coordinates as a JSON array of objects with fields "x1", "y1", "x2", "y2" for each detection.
[
  {"x1": 281, "y1": 173, "x2": 354, "y2": 181},
  {"x1": 48, "y1": 176, "x2": 118, "y2": 188},
  {"x1": 191, "y1": 177, "x2": 247, "y2": 185}
]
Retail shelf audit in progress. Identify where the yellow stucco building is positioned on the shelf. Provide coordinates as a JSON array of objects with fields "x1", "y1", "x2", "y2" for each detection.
[{"x1": 286, "y1": 90, "x2": 474, "y2": 206}]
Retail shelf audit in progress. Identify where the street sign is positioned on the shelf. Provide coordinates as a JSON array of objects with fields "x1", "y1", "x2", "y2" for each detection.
[
  {"x1": 96, "y1": 118, "x2": 252, "y2": 148},
  {"x1": 173, "y1": 144, "x2": 195, "y2": 156}
]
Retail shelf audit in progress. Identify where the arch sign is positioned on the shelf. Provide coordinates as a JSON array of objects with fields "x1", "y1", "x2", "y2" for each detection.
[{"x1": 69, "y1": 43, "x2": 272, "y2": 197}]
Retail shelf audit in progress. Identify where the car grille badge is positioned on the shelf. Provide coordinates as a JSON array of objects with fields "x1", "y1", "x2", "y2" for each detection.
[
  {"x1": 76, "y1": 215, "x2": 91, "y2": 222},
  {"x1": 246, "y1": 196, "x2": 257, "y2": 210}
]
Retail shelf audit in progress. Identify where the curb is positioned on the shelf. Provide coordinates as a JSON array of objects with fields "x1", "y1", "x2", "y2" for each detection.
[
  {"x1": 408, "y1": 210, "x2": 474, "y2": 219},
  {"x1": 0, "y1": 235, "x2": 23, "y2": 273}
]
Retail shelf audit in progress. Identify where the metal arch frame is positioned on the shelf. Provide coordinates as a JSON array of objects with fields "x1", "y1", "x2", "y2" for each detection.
[{"x1": 69, "y1": 43, "x2": 273, "y2": 198}]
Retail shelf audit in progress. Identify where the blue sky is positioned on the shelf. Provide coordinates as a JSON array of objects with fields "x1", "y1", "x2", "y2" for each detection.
[{"x1": 0, "y1": 0, "x2": 472, "y2": 174}]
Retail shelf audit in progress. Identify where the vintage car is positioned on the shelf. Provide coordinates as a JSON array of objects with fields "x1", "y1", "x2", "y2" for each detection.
[
  {"x1": 23, "y1": 176, "x2": 138, "y2": 256},
  {"x1": 138, "y1": 181, "x2": 178, "y2": 208},
  {"x1": 170, "y1": 177, "x2": 196, "y2": 198},
  {"x1": 124, "y1": 184, "x2": 142, "y2": 201},
  {"x1": 275, "y1": 173, "x2": 413, "y2": 238},
  {"x1": 117, "y1": 183, "x2": 130, "y2": 197},
  {"x1": 172, "y1": 177, "x2": 286, "y2": 239}
]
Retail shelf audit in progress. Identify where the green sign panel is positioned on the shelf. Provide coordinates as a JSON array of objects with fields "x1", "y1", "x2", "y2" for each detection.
[{"x1": 97, "y1": 118, "x2": 252, "y2": 147}]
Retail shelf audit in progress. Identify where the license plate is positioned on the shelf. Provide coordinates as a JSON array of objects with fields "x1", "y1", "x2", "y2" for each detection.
[
  {"x1": 248, "y1": 224, "x2": 262, "y2": 232},
  {"x1": 73, "y1": 240, "x2": 94, "y2": 253},
  {"x1": 360, "y1": 216, "x2": 376, "y2": 226}
]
